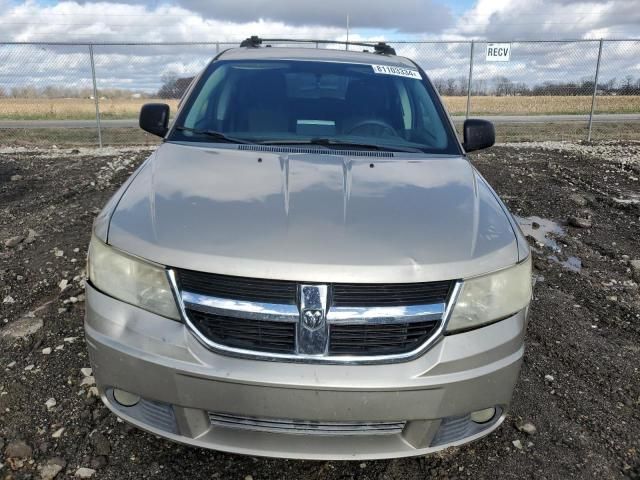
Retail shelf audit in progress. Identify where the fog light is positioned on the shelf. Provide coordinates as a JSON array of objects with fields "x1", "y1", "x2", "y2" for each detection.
[
  {"x1": 113, "y1": 388, "x2": 140, "y2": 407},
  {"x1": 470, "y1": 407, "x2": 496, "y2": 424}
]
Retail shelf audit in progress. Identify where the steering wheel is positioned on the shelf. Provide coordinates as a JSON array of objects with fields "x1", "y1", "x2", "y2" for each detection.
[{"x1": 346, "y1": 119, "x2": 399, "y2": 137}]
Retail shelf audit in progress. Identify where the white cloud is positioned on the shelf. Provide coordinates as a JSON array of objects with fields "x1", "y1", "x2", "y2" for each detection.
[
  {"x1": 452, "y1": 0, "x2": 640, "y2": 40},
  {"x1": 1, "y1": 0, "x2": 637, "y2": 44},
  {"x1": 2, "y1": 1, "x2": 347, "y2": 43},
  {"x1": 173, "y1": 0, "x2": 454, "y2": 32}
]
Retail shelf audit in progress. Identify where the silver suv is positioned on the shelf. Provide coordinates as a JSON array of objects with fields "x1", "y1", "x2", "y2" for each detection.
[{"x1": 85, "y1": 38, "x2": 532, "y2": 460}]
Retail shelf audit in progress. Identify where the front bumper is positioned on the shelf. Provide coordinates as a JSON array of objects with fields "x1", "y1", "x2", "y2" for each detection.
[{"x1": 84, "y1": 283, "x2": 526, "y2": 460}]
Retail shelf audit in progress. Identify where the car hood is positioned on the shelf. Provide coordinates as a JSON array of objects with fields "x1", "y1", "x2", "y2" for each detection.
[{"x1": 106, "y1": 142, "x2": 519, "y2": 283}]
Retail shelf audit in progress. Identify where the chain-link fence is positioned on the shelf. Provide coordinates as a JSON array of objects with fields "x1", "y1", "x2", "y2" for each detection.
[{"x1": 0, "y1": 39, "x2": 638, "y2": 146}]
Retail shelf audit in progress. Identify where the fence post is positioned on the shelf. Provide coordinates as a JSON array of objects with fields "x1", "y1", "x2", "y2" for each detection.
[
  {"x1": 466, "y1": 40, "x2": 474, "y2": 119},
  {"x1": 587, "y1": 39, "x2": 603, "y2": 142},
  {"x1": 88, "y1": 44, "x2": 102, "y2": 148},
  {"x1": 216, "y1": 42, "x2": 220, "y2": 54}
]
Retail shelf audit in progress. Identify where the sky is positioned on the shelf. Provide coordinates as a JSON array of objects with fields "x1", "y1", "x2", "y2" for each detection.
[
  {"x1": 1, "y1": 0, "x2": 638, "y2": 43},
  {"x1": 0, "y1": 0, "x2": 638, "y2": 95}
]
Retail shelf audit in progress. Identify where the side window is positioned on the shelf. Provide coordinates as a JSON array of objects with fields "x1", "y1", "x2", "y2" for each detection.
[
  {"x1": 183, "y1": 66, "x2": 228, "y2": 129},
  {"x1": 216, "y1": 72, "x2": 236, "y2": 122},
  {"x1": 412, "y1": 85, "x2": 431, "y2": 127},
  {"x1": 394, "y1": 79, "x2": 413, "y2": 130},
  {"x1": 177, "y1": 76, "x2": 197, "y2": 109},
  {"x1": 407, "y1": 80, "x2": 448, "y2": 148}
]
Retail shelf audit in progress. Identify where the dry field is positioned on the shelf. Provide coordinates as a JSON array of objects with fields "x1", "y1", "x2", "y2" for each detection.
[
  {"x1": 0, "y1": 98, "x2": 180, "y2": 120},
  {"x1": 0, "y1": 95, "x2": 639, "y2": 120},
  {"x1": 442, "y1": 95, "x2": 640, "y2": 115}
]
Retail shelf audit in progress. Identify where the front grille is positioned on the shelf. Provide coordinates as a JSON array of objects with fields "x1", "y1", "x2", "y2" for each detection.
[
  {"x1": 332, "y1": 281, "x2": 453, "y2": 307},
  {"x1": 329, "y1": 321, "x2": 439, "y2": 355},
  {"x1": 209, "y1": 412, "x2": 406, "y2": 436},
  {"x1": 176, "y1": 269, "x2": 455, "y2": 362},
  {"x1": 187, "y1": 309, "x2": 296, "y2": 354}
]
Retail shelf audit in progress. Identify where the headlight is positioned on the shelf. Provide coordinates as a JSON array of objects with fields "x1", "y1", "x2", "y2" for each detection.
[
  {"x1": 88, "y1": 235, "x2": 180, "y2": 320},
  {"x1": 447, "y1": 257, "x2": 532, "y2": 333}
]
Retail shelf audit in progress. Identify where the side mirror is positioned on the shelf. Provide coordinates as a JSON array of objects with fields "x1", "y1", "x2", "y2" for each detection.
[
  {"x1": 462, "y1": 119, "x2": 495, "y2": 152},
  {"x1": 139, "y1": 103, "x2": 170, "y2": 137}
]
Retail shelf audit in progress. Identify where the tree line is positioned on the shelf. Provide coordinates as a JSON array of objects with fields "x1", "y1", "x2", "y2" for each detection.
[
  {"x1": 1, "y1": 74, "x2": 639, "y2": 99},
  {"x1": 156, "y1": 74, "x2": 640, "y2": 99},
  {"x1": 432, "y1": 75, "x2": 640, "y2": 96},
  {"x1": 0, "y1": 85, "x2": 152, "y2": 99}
]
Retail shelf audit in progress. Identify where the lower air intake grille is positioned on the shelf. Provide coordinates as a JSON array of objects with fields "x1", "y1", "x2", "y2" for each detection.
[
  {"x1": 430, "y1": 407, "x2": 503, "y2": 447},
  {"x1": 329, "y1": 321, "x2": 439, "y2": 355},
  {"x1": 209, "y1": 412, "x2": 406, "y2": 436},
  {"x1": 187, "y1": 310, "x2": 296, "y2": 354}
]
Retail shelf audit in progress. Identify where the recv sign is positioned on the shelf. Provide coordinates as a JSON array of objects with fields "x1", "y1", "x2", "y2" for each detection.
[{"x1": 486, "y1": 43, "x2": 511, "y2": 62}]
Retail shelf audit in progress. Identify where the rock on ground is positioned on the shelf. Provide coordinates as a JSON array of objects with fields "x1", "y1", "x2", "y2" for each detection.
[
  {"x1": 567, "y1": 215, "x2": 593, "y2": 228},
  {"x1": 518, "y1": 422, "x2": 538, "y2": 435},
  {"x1": 91, "y1": 433, "x2": 111, "y2": 456},
  {"x1": 0, "y1": 317, "x2": 44, "y2": 340},
  {"x1": 4, "y1": 439, "x2": 33, "y2": 459},
  {"x1": 74, "y1": 467, "x2": 97, "y2": 478},
  {"x1": 38, "y1": 460, "x2": 65, "y2": 480},
  {"x1": 630, "y1": 259, "x2": 640, "y2": 282},
  {"x1": 4, "y1": 235, "x2": 24, "y2": 248}
]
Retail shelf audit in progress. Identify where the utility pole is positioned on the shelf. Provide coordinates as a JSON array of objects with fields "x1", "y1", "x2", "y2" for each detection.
[
  {"x1": 465, "y1": 40, "x2": 474, "y2": 119},
  {"x1": 89, "y1": 44, "x2": 102, "y2": 148},
  {"x1": 346, "y1": 14, "x2": 350, "y2": 50},
  {"x1": 587, "y1": 39, "x2": 603, "y2": 142}
]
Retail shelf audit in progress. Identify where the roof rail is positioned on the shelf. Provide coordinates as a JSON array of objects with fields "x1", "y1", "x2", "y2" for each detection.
[
  {"x1": 373, "y1": 42, "x2": 396, "y2": 55},
  {"x1": 238, "y1": 37, "x2": 396, "y2": 55},
  {"x1": 240, "y1": 36, "x2": 262, "y2": 48}
]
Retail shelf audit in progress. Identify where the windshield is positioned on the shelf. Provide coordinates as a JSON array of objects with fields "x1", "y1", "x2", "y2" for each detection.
[{"x1": 170, "y1": 59, "x2": 460, "y2": 154}]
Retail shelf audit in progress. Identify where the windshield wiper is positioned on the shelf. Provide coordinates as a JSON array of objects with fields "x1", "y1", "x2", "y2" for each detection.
[
  {"x1": 259, "y1": 137, "x2": 422, "y2": 153},
  {"x1": 174, "y1": 126, "x2": 252, "y2": 144}
]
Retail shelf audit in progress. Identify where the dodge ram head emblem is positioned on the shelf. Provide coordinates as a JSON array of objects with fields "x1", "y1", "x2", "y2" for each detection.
[
  {"x1": 298, "y1": 285, "x2": 328, "y2": 355},
  {"x1": 302, "y1": 310, "x2": 324, "y2": 330}
]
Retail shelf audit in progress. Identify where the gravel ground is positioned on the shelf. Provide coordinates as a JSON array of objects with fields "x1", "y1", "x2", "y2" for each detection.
[{"x1": 0, "y1": 141, "x2": 639, "y2": 479}]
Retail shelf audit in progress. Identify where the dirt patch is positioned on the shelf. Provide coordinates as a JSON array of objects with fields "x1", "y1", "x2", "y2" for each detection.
[{"x1": 0, "y1": 142, "x2": 638, "y2": 479}]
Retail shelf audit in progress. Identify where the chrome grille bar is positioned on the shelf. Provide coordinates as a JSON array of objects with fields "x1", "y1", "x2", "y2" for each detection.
[
  {"x1": 182, "y1": 291, "x2": 298, "y2": 322},
  {"x1": 182, "y1": 291, "x2": 444, "y2": 324},
  {"x1": 209, "y1": 412, "x2": 406, "y2": 436},
  {"x1": 327, "y1": 303, "x2": 445, "y2": 324}
]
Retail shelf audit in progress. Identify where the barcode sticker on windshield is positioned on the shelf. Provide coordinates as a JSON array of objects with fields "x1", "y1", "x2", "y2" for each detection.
[{"x1": 371, "y1": 64, "x2": 421, "y2": 79}]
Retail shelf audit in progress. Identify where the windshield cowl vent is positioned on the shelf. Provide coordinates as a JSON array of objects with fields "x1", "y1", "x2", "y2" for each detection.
[{"x1": 237, "y1": 145, "x2": 395, "y2": 157}]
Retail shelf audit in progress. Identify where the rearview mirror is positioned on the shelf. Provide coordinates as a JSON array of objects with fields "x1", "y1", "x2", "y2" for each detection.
[
  {"x1": 462, "y1": 119, "x2": 495, "y2": 153},
  {"x1": 139, "y1": 103, "x2": 170, "y2": 137}
]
